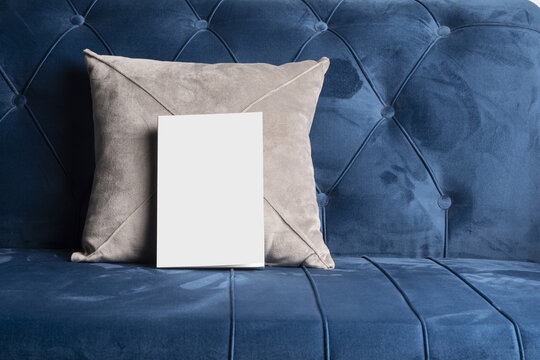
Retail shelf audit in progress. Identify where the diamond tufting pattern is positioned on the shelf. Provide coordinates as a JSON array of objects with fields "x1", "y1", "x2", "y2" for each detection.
[{"x1": 1, "y1": 0, "x2": 539, "y2": 262}]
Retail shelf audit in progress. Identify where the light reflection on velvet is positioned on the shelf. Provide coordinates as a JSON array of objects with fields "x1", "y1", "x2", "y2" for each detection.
[
  {"x1": 1, "y1": 0, "x2": 539, "y2": 263},
  {"x1": 1, "y1": 249, "x2": 539, "y2": 359},
  {"x1": 1, "y1": 0, "x2": 540, "y2": 358}
]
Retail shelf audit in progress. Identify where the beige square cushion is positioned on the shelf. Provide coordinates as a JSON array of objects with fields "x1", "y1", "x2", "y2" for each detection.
[{"x1": 72, "y1": 49, "x2": 334, "y2": 269}]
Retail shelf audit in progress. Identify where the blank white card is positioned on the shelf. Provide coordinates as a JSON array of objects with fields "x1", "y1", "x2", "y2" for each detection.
[{"x1": 157, "y1": 113, "x2": 264, "y2": 268}]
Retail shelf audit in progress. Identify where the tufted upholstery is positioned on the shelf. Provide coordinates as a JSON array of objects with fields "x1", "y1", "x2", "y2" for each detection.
[
  {"x1": 2, "y1": 2, "x2": 540, "y2": 359},
  {"x1": 1, "y1": 0, "x2": 540, "y2": 263}
]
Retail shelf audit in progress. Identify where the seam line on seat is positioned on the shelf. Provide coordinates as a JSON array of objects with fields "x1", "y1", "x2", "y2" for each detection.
[
  {"x1": 0, "y1": 107, "x2": 16, "y2": 125},
  {"x1": 293, "y1": 31, "x2": 322, "y2": 62},
  {"x1": 84, "y1": 23, "x2": 115, "y2": 55},
  {"x1": 387, "y1": 36, "x2": 446, "y2": 251},
  {"x1": 172, "y1": 30, "x2": 204, "y2": 61},
  {"x1": 327, "y1": 29, "x2": 385, "y2": 105},
  {"x1": 389, "y1": 117, "x2": 443, "y2": 195},
  {"x1": 302, "y1": 266, "x2": 330, "y2": 360},
  {"x1": 206, "y1": 28, "x2": 239, "y2": 62},
  {"x1": 300, "y1": 0, "x2": 322, "y2": 21},
  {"x1": 65, "y1": 0, "x2": 78, "y2": 14},
  {"x1": 427, "y1": 258, "x2": 525, "y2": 360},
  {"x1": 326, "y1": 0, "x2": 346, "y2": 23},
  {"x1": 452, "y1": 23, "x2": 540, "y2": 36},
  {"x1": 84, "y1": 0, "x2": 99, "y2": 17},
  {"x1": 412, "y1": 0, "x2": 440, "y2": 27},
  {"x1": 24, "y1": 104, "x2": 73, "y2": 195},
  {"x1": 229, "y1": 269, "x2": 236, "y2": 360},
  {"x1": 327, "y1": 117, "x2": 385, "y2": 194},
  {"x1": 208, "y1": 0, "x2": 226, "y2": 24},
  {"x1": 0, "y1": 65, "x2": 18, "y2": 93},
  {"x1": 363, "y1": 256, "x2": 430, "y2": 360},
  {"x1": 184, "y1": 0, "x2": 202, "y2": 20},
  {"x1": 23, "y1": 27, "x2": 76, "y2": 95},
  {"x1": 443, "y1": 210, "x2": 448, "y2": 257},
  {"x1": 391, "y1": 37, "x2": 439, "y2": 106}
]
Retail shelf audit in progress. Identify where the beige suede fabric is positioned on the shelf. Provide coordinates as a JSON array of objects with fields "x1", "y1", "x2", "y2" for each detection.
[{"x1": 72, "y1": 49, "x2": 334, "y2": 269}]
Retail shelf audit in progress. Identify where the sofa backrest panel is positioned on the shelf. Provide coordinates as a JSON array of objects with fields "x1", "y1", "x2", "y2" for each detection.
[{"x1": 1, "y1": 0, "x2": 539, "y2": 261}]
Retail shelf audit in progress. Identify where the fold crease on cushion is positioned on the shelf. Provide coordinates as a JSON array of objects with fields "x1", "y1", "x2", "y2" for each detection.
[{"x1": 72, "y1": 49, "x2": 334, "y2": 269}]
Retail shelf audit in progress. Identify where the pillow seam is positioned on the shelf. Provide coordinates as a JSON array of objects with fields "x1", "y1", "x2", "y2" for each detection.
[{"x1": 264, "y1": 196, "x2": 332, "y2": 269}]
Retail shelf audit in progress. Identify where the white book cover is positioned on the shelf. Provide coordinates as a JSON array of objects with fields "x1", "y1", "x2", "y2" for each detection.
[{"x1": 157, "y1": 112, "x2": 264, "y2": 268}]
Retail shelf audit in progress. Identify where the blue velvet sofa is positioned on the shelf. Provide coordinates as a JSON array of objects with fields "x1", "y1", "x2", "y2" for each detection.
[{"x1": 1, "y1": 0, "x2": 540, "y2": 359}]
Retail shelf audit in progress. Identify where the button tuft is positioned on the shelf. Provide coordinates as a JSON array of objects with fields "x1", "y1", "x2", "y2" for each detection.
[
  {"x1": 314, "y1": 21, "x2": 328, "y2": 32},
  {"x1": 317, "y1": 193, "x2": 329, "y2": 207},
  {"x1": 438, "y1": 194, "x2": 452, "y2": 209},
  {"x1": 437, "y1": 26, "x2": 451, "y2": 37},
  {"x1": 12, "y1": 94, "x2": 26, "y2": 107},
  {"x1": 381, "y1": 106, "x2": 395, "y2": 119},
  {"x1": 195, "y1": 19, "x2": 208, "y2": 29},
  {"x1": 70, "y1": 15, "x2": 85, "y2": 26}
]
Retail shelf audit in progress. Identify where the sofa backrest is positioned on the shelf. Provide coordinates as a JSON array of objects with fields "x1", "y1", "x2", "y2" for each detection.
[{"x1": 1, "y1": 0, "x2": 539, "y2": 261}]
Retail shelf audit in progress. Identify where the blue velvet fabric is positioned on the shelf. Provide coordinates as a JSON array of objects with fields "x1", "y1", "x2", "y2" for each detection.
[
  {"x1": 1, "y1": 0, "x2": 539, "y2": 262},
  {"x1": 1, "y1": 249, "x2": 539, "y2": 359},
  {"x1": 1, "y1": 1, "x2": 540, "y2": 358}
]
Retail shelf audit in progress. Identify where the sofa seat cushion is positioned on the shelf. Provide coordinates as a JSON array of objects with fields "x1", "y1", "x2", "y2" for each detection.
[{"x1": 1, "y1": 249, "x2": 539, "y2": 360}]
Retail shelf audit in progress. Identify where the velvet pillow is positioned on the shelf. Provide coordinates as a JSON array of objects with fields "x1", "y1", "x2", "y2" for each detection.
[{"x1": 72, "y1": 49, "x2": 334, "y2": 269}]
